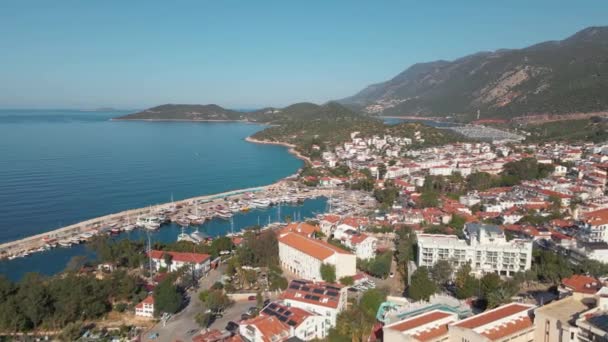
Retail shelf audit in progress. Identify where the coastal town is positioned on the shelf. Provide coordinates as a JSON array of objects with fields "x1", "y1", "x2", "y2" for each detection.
[
  {"x1": 4, "y1": 6, "x2": 608, "y2": 342},
  {"x1": 2, "y1": 123, "x2": 608, "y2": 342}
]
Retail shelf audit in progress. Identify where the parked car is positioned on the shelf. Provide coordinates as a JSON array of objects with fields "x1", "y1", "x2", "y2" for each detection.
[
  {"x1": 241, "y1": 313, "x2": 251, "y2": 320},
  {"x1": 389, "y1": 272, "x2": 395, "y2": 278},
  {"x1": 247, "y1": 295, "x2": 256, "y2": 301},
  {"x1": 226, "y1": 321, "x2": 239, "y2": 332}
]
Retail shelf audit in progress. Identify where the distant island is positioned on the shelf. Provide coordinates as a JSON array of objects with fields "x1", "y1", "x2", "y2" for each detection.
[{"x1": 114, "y1": 102, "x2": 468, "y2": 160}]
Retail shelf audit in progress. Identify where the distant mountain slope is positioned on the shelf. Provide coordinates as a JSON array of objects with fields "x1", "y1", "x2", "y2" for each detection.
[{"x1": 340, "y1": 26, "x2": 608, "y2": 120}]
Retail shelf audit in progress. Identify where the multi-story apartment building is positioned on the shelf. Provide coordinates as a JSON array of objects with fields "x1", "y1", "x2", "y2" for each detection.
[
  {"x1": 416, "y1": 223, "x2": 533, "y2": 276},
  {"x1": 581, "y1": 208, "x2": 608, "y2": 243},
  {"x1": 278, "y1": 232, "x2": 356, "y2": 280}
]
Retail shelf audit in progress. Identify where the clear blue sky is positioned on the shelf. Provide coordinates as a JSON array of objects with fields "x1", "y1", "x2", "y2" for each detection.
[{"x1": 0, "y1": 0, "x2": 606, "y2": 109}]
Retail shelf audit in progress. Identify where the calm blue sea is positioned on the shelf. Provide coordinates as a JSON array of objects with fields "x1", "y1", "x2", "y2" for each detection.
[{"x1": 0, "y1": 109, "x2": 314, "y2": 280}]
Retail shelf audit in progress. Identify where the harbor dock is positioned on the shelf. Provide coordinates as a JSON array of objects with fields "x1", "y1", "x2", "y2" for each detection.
[{"x1": 0, "y1": 181, "x2": 369, "y2": 261}]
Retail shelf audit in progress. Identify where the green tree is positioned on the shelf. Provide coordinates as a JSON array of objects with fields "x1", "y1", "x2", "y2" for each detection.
[
  {"x1": 480, "y1": 273, "x2": 502, "y2": 298},
  {"x1": 331, "y1": 288, "x2": 388, "y2": 341},
  {"x1": 466, "y1": 172, "x2": 495, "y2": 191},
  {"x1": 378, "y1": 163, "x2": 387, "y2": 179},
  {"x1": 486, "y1": 286, "x2": 516, "y2": 309},
  {"x1": 394, "y1": 227, "x2": 416, "y2": 284},
  {"x1": 358, "y1": 252, "x2": 392, "y2": 278},
  {"x1": 202, "y1": 289, "x2": 233, "y2": 315},
  {"x1": 17, "y1": 273, "x2": 52, "y2": 330},
  {"x1": 163, "y1": 253, "x2": 173, "y2": 268},
  {"x1": 339, "y1": 276, "x2": 354, "y2": 286},
  {"x1": 153, "y1": 276, "x2": 183, "y2": 315},
  {"x1": 409, "y1": 267, "x2": 437, "y2": 301},
  {"x1": 320, "y1": 263, "x2": 337, "y2": 283},
  {"x1": 418, "y1": 190, "x2": 439, "y2": 208},
  {"x1": 430, "y1": 260, "x2": 453, "y2": 285},
  {"x1": 195, "y1": 312, "x2": 213, "y2": 328},
  {"x1": 454, "y1": 263, "x2": 476, "y2": 299},
  {"x1": 59, "y1": 320, "x2": 83, "y2": 341}
]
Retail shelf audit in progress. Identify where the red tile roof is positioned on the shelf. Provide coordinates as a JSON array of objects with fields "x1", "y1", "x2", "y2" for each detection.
[
  {"x1": 480, "y1": 316, "x2": 533, "y2": 341},
  {"x1": 322, "y1": 214, "x2": 341, "y2": 224},
  {"x1": 584, "y1": 208, "x2": 608, "y2": 226},
  {"x1": 386, "y1": 311, "x2": 452, "y2": 332},
  {"x1": 148, "y1": 250, "x2": 211, "y2": 264},
  {"x1": 452, "y1": 303, "x2": 533, "y2": 329},
  {"x1": 241, "y1": 315, "x2": 289, "y2": 342},
  {"x1": 412, "y1": 324, "x2": 450, "y2": 341},
  {"x1": 278, "y1": 232, "x2": 352, "y2": 260},
  {"x1": 562, "y1": 274, "x2": 601, "y2": 294},
  {"x1": 349, "y1": 233, "x2": 371, "y2": 244},
  {"x1": 279, "y1": 222, "x2": 320, "y2": 236},
  {"x1": 135, "y1": 295, "x2": 154, "y2": 309}
]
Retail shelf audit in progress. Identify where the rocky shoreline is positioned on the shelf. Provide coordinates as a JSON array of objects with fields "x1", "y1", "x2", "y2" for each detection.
[{"x1": 245, "y1": 136, "x2": 312, "y2": 165}]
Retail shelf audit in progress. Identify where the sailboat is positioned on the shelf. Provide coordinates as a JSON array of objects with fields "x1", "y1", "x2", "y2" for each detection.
[
  {"x1": 177, "y1": 226, "x2": 195, "y2": 243},
  {"x1": 123, "y1": 216, "x2": 135, "y2": 231},
  {"x1": 226, "y1": 217, "x2": 235, "y2": 237}
]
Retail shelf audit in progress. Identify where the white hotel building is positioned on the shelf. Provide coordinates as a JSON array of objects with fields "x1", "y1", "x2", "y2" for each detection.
[
  {"x1": 417, "y1": 223, "x2": 533, "y2": 276},
  {"x1": 278, "y1": 232, "x2": 356, "y2": 280}
]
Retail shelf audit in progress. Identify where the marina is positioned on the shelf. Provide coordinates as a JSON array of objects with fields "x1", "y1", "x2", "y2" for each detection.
[
  {"x1": 0, "y1": 195, "x2": 332, "y2": 281},
  {"x1": 0, "y1": 180, "x2": 372, "y2": 280}
]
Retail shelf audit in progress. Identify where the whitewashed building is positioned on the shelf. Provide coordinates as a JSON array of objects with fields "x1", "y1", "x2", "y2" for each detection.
[
  {"x1": 148, "y1": 250, "x2": 211, "y2": 276},
  {"x1": 581, "y1": 208, "x2": 608, "y2": 243},
  {"x1": 417, "y1": 223, "x2": 533, "y2": 276},
  {"x1": 278, "y1": 232, "x2": 356, "y2": 280},
  {"x1": 135, "y1": 295, "x2": 154, "y2": 318},
  {"x1": 240, "y1": 302, "x2": 326, "y2": 341}
]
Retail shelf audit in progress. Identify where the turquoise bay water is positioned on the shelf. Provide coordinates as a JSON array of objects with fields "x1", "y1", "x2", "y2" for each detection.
[
  {"x1": 0, "y1": 109, "x2": 303, "y2": 242},
  {"x1": 0, "y1": 109, "x2": 313, "y2": 280}
]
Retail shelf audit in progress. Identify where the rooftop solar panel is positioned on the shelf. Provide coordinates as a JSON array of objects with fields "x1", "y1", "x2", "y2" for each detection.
[
  {"x1": 287, "y1": 320, "x2": 297, "y2": 326},
  {"x1": 269, "y1": 303, "x2": 278, "y2": 309},
  {"x1": 327, "y1": 291, "x2": 339, "y2": 297},
  {"x1": 301, "y1": 287, "x2": 310, "y2": 291},
  {"x1": 277, "y1": 308, "x2": 285, "y2": 313},
  {"x1": 284, "y1": 311, "x2": 292, "y2": 316},
  {"x1": 327, "y1": 286, "x2": 340, "y2": 291},
  {"x1": 262, "y1": 308, "x2": 273, "y2": 315},
  {"x1": 289, "y1": 284, "x2": 300, "y2": 290},
  {"x1": 278, "y1": 316, "x2": 288, "y2": 322},
  {"x1": 313, "y1": 289, "x2": 324, "y2": 294},
  {"x1": 311, "y1": 295, "x2": 320, "y2": 301},
  {"x1": 589, "y1": 315, "x2": 608, "y2": 333},
  {"x1": 304, "y1": 294, "x2": 312, "y2": 299}
]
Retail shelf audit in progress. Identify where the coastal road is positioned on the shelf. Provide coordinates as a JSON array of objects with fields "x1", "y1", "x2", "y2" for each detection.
[{"x1": 143, "y1": 266, "x2": 225, "y2": 342}]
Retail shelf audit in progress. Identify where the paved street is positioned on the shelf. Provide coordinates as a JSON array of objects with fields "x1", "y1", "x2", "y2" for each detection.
[
  {"x1": 143, "y1": 266, "x2": 225, "y2": 342},
  {"x1": 209, "y1": 300, "x2": 253, "y2": 331}
]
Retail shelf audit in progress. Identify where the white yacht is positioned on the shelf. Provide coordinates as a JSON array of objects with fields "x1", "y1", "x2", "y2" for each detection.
[{"x1": 136, "y1": 216, "x2": 161, "y2": 230}]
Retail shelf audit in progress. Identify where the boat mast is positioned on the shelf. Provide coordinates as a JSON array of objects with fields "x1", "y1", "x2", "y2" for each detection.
[{"x1": 147, "y1": 230, "x2": 153, "y2": 277}]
